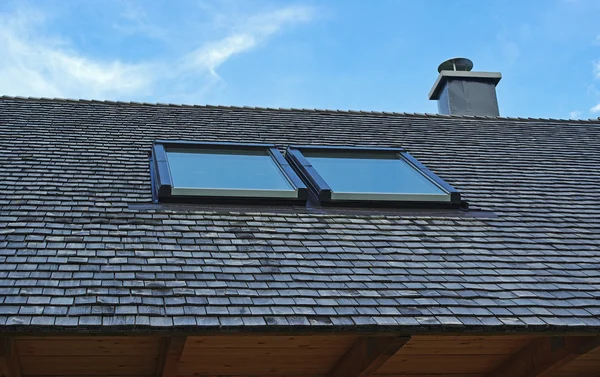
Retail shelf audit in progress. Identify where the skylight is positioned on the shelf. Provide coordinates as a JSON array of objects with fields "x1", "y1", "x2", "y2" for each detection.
[
  {"x1": 152, "y1": 141, "x2": 307, "y2": 203},
  {"x1": 286, "y1": 146, "x2": 461, "y2": 206}
]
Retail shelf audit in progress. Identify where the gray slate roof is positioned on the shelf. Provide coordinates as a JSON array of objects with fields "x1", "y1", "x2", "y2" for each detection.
[{"x1": 1, "y1": 96, "x2": 600, "y2": 333}]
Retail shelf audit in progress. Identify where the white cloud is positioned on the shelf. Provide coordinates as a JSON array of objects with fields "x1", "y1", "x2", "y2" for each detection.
[
  {"x1": 185, "y1": 34, "x2": 258, "y2": 78},
  {"x1": 0, "y1": 4, "x2": 314, "y2": 101},
  {"x1": 591, "y1": 103, "x2": 600, "y2": 113},
  {"x1": 594, "y1": 35, "x2": 600, "y2": 45},
  {"x1": 594, "y1": 60, "x2": 600, "y2": 79},
  {"x1": 184, "y1": 6, "x2": 314, "y2": 78},
  {"x1": 569, "y1": 110, "x2": 582, "y2": 118},
  {"x1": 0, "y1": 7, "x2": 153, "y2": 99}
]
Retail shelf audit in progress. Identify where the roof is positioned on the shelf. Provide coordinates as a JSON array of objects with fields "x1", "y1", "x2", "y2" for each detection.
[{"x1": 1, "y1": 95, "x2": 600, "y2": 333}]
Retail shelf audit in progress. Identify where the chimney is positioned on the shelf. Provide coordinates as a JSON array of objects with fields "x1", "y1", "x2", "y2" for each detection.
[{"x1": 428, "y1": 57, "x2": 502, "y2": 116}]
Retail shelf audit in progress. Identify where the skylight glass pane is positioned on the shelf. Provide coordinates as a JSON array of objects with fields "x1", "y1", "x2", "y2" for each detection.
[
  {"x1": 166, "y1": 148, "x2": 294, "y2": 192},
  {"x1": 304, "y1": 153, "x2": 446, "y2": 195}
]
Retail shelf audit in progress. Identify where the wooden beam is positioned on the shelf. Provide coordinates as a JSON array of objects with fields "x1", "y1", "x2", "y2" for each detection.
[
  {"x1": 0, "y1": 337, "x2": 21, "y2": 377},
  {"x1": 328, "y1": 336, "x2": 410, "y2": 377},
  {"x1": 487, "y1": 336, "x2": 600, "y2": 377},
  {"x1": 156, "y1": 336, "x2": 187, "y2": 377}
]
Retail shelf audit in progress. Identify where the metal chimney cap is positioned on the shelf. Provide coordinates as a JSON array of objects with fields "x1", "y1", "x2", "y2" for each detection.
[{"x1": 437, "y1": 57, "x2": 473, "y2": 73}]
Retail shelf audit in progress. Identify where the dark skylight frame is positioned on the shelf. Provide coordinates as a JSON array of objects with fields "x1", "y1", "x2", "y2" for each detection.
[
  {"x1": 285, "y1": 145, "x2": 462, "y2": 207},
  {"x1": 152, "y1": 140, "x2": 308, "y2": 203}
]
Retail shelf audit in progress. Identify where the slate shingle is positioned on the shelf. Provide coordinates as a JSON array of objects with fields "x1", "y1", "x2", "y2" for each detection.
[{"x1": 1, "y1": 97, "x2": 600, "y2": 332}]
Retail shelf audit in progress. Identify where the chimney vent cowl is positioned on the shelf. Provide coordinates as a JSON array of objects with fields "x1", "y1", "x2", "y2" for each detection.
[{"x1": 429, "y1": 57, "x2": 502, "y2": 116}]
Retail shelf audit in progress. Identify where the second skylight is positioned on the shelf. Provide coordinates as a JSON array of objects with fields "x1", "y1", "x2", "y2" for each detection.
[{"x1": 286, "y1": 146, "x2": 461, "y2": 205}]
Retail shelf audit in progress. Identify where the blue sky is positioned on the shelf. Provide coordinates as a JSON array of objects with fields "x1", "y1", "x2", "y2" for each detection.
[{"x1": 1, "y1": 0, "x2": 599, "y2": 119}]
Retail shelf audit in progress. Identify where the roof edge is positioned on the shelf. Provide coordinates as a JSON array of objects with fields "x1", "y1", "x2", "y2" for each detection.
[
  {"x1": 2, "y1": 95, "x2": 599, "y2": 124},
  {"x1": 0, "y1": 322, "x2": 599, "y2": 335}
]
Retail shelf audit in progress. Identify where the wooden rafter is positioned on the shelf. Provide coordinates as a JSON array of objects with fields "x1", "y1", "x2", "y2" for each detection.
[
  {"x1": 328, "y1": 336, "x2": 411, "y2": 377},
  {"x1": 0, "y1": 337, "x2": 21, "y2": 377},
  {"x1": 487, "y1": 336, "x2": 600, "y2": 377},
  {"x1": 156, "y1": 336, "x2": 187, "y2": 377}
]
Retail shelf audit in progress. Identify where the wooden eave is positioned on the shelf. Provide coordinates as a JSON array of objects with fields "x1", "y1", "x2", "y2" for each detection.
[{"x1": 1, "y1": 332, "x2": 600, "y2": 377}]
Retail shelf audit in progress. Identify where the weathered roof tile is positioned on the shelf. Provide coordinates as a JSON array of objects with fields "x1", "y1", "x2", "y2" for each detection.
[{"x1": 1, "y1": 97, "x2": 600, "y2": 332}]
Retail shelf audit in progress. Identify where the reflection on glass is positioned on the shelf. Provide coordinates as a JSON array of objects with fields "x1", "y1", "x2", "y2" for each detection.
[
  {"x1": 166, "y1": 148, "x2": 293, "y2": 191},
  {"x1": 305, "y1": 154, "x2": 445, "y2": 195}
]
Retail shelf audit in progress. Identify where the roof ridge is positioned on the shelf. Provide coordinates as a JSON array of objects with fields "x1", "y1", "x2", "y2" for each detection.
[{"x1": 2, "y1": 95, "x2": 599, "y2": 124}]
